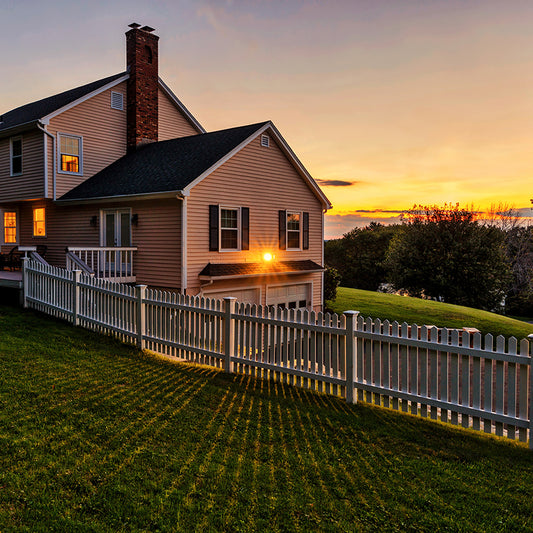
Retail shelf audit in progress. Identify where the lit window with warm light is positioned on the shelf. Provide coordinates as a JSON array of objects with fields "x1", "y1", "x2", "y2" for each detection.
[
  {"x1": 3, "y1": 211, "x2": 17, "y2": 244},
  {"x1": 33, "y1": 208, "x2": 46, "y2": 237},
  {"x1": 58, "y1": 134, "x2": 82, "y2": 174}
]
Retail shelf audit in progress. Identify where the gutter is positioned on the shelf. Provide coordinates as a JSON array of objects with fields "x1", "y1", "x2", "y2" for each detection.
[
  {"x1": 176, "y1": 191, "x2": 188, "y2": 294},
  {"x1": 36, "y1": 122, "x2": 56, "y2": 200}
]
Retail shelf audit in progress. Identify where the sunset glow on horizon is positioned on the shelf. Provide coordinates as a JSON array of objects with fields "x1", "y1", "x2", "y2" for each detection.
[{"x1": 2, "y1": 0, "x2": 532, "y2": 239}]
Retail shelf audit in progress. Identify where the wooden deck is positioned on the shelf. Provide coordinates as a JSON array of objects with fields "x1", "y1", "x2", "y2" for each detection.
[{"x1": 0, "y1": 271, "x2": 23, "y2": 289}]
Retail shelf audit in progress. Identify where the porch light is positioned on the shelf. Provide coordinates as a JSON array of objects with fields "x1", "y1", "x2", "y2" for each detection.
[
  {"x1": 131, "y1": 214, "x2": 139, "y2": 226},
  {"x1": 90, "y1": 215, "x2": 97, "y2": 227},
  {"x1": 263, "y1": 252, "x2": 273, "y2": 262}
]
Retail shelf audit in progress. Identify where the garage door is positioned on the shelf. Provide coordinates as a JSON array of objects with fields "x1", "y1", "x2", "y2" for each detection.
[
  {"x1": 204, "y1": 287, "x2": 260, "y2": 305},
  {"x1": 266, "y1": 283, "x2": 310, "y2": 309}
]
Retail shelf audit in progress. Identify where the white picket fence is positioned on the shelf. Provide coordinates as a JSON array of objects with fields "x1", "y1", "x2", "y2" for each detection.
[{"x1": 23, "y1": 259, "x2": 533, "y2": 448}]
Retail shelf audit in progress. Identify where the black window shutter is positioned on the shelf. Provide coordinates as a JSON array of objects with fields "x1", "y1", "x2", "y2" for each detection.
[
  {"x1": 303, "y1": 212, "x2": 309, "y2": 250},
  {"x1": 241, "y1": 207, "x2": 249, "y2": 250},
  {"x1": 279, "y1": 210, "x2": 286, "y2": 250},
  {"x1": 209, "y1": 205, "x2": 219, "y2": 251}
]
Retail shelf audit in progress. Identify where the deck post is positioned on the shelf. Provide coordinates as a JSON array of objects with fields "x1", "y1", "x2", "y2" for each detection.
[
  {"x1": 223, "y1": 297, "x2": 237, "y2": 373},
  {"x1": 72, "y1": 270, "x2": 81, "y2": 326},
  {"x1": 22, "y1": 257, "x2": 29, "y2": 308},
  {"x1": 344, "y1": 311, "x2": 359, "y2": 404},
  {"x1": 136, "y1": 285, "x2": 147, "y2": 350}
]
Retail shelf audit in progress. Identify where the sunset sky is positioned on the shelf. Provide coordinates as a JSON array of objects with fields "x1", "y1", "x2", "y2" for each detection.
[{"x1": 1, "y1": 0, "x2": 532, "y2": 238}]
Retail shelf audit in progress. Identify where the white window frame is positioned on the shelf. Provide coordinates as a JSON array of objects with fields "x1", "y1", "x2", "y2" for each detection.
[
  {"x1": 219, "y1": 206, "x2": 241, "y2": 251},
  {"x1": 10, "y1": 136, "x2": 22, "y2": 176},
  {"x1": 32, "y1": 207, "x2": 46, "y2": 238},
  {"x1": 1, "y1": 208, "x2": 19, "y2": 245},
  {"x1": 57, "y1": 133, "x2": 83, "y2": 175},
  {"x1": 286, "y1": 211, "x2": 302, "y2": 251}
]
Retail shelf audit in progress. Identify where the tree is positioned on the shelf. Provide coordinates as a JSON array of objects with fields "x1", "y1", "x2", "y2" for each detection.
[
  {"x1": 323, "y1": 266, "x2": 341, "y2": 307},
  {"x1": 384, "y1": 204, "x2": 510, "y2": 310},
  {"x1": 325, "y1": 223, "x2": 399, "y2": 290}
]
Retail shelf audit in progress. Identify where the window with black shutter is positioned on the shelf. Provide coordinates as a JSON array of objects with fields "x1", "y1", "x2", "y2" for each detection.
[
  {"x1": 279, "y1": 210, "x2": 286, "y2": 250},
  {"x1": 303, "y1": 212, "x2": 309, "y2": 250}
]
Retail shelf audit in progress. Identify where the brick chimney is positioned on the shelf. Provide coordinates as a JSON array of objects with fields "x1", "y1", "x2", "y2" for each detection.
[{"x1": 126, "y1": 23, "x2": 159, "y2": 152}]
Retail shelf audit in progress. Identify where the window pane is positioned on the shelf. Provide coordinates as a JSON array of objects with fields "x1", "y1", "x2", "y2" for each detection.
[
  {"x1": 12, "y1": 157, "x2": 22, "y2": 174},
  {"x1": 287, "y1": 231, "x2": 300, "y2": 249},
  {"x1": 12, "y1": 139, "x2": 22, "y2": 157},
  {"x1": 60, "y1": 136, "x2": 79, "y2": 155},
  {"x1": 120, "y1": 213, "x2": 131, "y2": 247},
  {"x1": 61, "y1": 155, "x2": 79, "y2": 173},
  {"x1": 33, "y1": 208, "x2": 45, "y2": 237},
  {"x1": 106, "y1": 213, "x2": 115, "y2": 247},
  {"x1": 287, "y1": 213, "x2": 300, "y2": 231},
  {"x1": 221, "y1": 209, "x2": 238, "y2": 229},
  {"x1": 221, "y1": 229, "x2": 238, "y2": 249}
]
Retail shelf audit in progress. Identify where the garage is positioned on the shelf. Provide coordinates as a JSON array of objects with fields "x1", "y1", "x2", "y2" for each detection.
[
  {"x1": 266, "y1": 283, "x2": 310, "y2": 309},
  {"x1": 203, "y1": 287, "x2": 261, "y2": 305}
]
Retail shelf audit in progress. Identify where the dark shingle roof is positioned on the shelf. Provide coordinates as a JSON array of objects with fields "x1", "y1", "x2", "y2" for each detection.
[
  {"x1": 0, "y1": 72, "x2": 127, "y2": 133},
  {"x1": 59, "y1": 121, "x2": 270, "y2": 201},
  {"x1": 199, "y1": 260, "x2": 324, "y2": 278}
]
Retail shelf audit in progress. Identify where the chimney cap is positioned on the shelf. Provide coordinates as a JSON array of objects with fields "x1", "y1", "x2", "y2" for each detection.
[
  {"x1": 141, "y1": 25, "x2": 155, "y2": 32},
  {"x1": 128, "y1": 23, "x2": 141, "y2": 29}
]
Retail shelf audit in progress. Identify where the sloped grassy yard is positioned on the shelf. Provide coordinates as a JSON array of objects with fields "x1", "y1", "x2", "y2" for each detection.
[
  {"x1": 1, "y1": 305, "x2": 533, "y2": 532},
  {"x1": 328, "y1": 287, "x2": 533, "y2": 339}
]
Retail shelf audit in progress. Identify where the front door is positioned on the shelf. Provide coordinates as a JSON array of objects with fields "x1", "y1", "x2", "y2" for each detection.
[
  {"x1": 102, "y1": 209, "x2": 131, "y2": 248},
  {"x1": 100, "y1": 209, "x2": 131, "y2": 276}
]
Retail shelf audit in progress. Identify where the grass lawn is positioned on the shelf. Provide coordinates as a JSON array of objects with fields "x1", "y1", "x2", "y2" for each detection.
[
  {"x1": 1, "y1": 305, "x2": 533, "y2": 532},
  {"x1": 328, "y1": 286, "x2": 533, "y2": 340}
]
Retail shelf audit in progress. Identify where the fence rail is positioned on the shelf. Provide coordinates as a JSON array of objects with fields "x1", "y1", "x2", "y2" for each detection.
[{"x1": 23, "y1": 259, "x2": 533, "y2": 448}]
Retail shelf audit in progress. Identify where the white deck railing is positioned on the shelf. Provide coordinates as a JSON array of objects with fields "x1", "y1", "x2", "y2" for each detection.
[
  {"x1": 22, "y1": 259, "x2": 533, "y2": 449},
  {"x1": 66, "y1": 247, "x2": 137, "y2": 283}
]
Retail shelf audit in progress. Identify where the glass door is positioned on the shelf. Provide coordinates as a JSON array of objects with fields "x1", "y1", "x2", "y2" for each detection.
[{"x1": 101, "y1": 209, "x2": 131, "y2": 276}]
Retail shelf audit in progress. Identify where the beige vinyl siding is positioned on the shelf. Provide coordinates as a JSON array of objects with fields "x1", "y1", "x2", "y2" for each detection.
[
  {"x1": 158, "y1": 88, "x2": 199, "y2": 140},
  {"x1": 48, "y1": 81, "x2": 127, "y2": 197},
  {"x1": 10, "y1": 198, "x2": 182, "y2": 289},
  {"x1": 186, "y1": 133, "x2": 324, "y2": 310},
  {"x1": 0, "y1": 131, "x2": 44, "y2": 201}
]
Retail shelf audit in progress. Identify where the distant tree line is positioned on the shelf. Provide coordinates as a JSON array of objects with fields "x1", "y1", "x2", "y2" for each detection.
[{"x1": 325, "y1": 204, "x2": 533, "y2": 315}]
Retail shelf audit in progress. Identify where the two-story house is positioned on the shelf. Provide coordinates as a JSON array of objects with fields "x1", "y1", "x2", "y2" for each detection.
[{"x1": 0, "y1": 24, "x2": 331, "y2": 311}]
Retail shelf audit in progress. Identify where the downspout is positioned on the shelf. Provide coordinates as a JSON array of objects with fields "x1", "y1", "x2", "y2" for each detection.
[
  {"x1": 37, "y1": 122, "x2": 56, "y2": 200},
  {"x1": 177, "y1": 191, "x2": 189, "y2": 294}
]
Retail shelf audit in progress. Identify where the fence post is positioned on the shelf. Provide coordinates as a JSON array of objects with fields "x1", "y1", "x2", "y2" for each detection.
[
  {"x1": 344, "y1": 311, "x2": 359, "y2": 404},
  {"x1": 529, "y1": 336, "x2": 533, "y2": 450},
  {"x1": 72, "y1": 270, "x2": 81, "y2": 326},
  {"x1": 22, "y1": 257, "x2": 29, "y2": 308},
  {"x1": 136, "y1": 285, "x2": 147, "y2": 350},
  {"x1": 223, "y1": 297, "x2": 237, "y2": 373}
]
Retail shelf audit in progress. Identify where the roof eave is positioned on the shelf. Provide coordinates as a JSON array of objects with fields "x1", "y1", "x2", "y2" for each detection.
[
  {"x1": 0, "y1": 120, "x2": 40, "y2": 139},
  {"x1": 199, "y1": 267, "x2": 325, "y2": 281},
  {"x1": 55, "y1": 189, "x2": 183, "y2": 205}
]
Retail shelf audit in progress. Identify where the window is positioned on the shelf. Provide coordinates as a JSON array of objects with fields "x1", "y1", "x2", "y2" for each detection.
[
  {"x1": 279, "y1": 210, "x2": 309, "y2": 250},
  {"x1": 209, "y1": 205, "x2": 249, "y2": 251},
  {"x1": 287, "y1": 212, "x2": 301, "y2": 249},
  {"x1": 220, "y1": 208, "x2": 239, "y2": 250},
  {"x1": 33, "y1": 208, "x2": 46, "y2": 237},
  {"x1": 58, "y1": 134, "x2": 82, "y2": 174},
  {"x1": 10, "y1": 136, "x2": 22, "y2": 176},
  {"x1": 3, "y1": 211, "x2": 17, "y2": 244}
]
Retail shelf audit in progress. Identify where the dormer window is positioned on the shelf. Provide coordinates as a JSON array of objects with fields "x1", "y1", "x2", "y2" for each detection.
[
  {"x1": 10, "y1": 136, "x2": 22, "y2": 176},
  {"x1": 58, "y1": 134, "x2": 82, "y2": 174}
]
